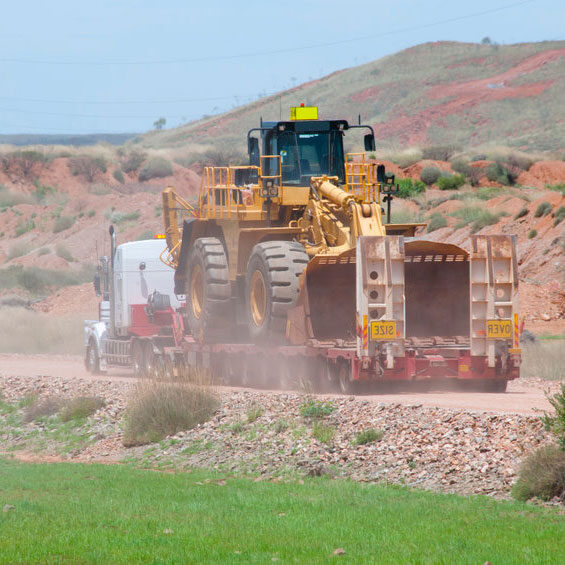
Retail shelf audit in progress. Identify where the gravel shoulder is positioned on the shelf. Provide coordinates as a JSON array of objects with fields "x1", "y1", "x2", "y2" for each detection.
[
  {"x1": 0, "y1": 353, "x2": 557, "y2": 414},
  {"x1": 0, "y1": 357, "x2": 562, "y2": 500}
]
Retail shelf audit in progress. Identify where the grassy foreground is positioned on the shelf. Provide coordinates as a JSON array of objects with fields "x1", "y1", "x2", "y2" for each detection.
[{"x1": 0, "y1": 460, "x2": 563, "y2": 564}]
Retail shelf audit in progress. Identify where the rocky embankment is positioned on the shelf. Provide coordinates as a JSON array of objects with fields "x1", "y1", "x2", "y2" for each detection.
[{"x1": 0, "y1": 374, "x2": 555, "y2": 499}]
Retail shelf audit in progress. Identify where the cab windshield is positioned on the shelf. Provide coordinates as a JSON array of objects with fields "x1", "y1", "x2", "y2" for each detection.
[{"x1": 271, "y1": 131, "x2": 345, "y2": 185}]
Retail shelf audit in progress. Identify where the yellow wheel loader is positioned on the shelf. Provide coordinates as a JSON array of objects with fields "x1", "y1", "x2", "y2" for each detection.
[{"x1": 160, "y1": 107, "x2": 520, "y2": 391}]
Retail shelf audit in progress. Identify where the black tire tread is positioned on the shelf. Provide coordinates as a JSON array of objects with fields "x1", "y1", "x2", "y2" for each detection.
[
  {"x1": 185, "y1": 237, "x2": 231, "y2": 340},
  {"x1": 246, "y1": 240, "x2": 308, "y2": 340}
]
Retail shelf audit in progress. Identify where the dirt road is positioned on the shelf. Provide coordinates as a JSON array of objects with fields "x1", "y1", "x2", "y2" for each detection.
[{"x1": 0, "y1": 353, "x2": 557, "y2": 415}]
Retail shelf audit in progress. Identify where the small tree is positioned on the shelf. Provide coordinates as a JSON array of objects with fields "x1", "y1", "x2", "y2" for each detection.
[
  {"x1": 153, "y1": 117, "x2": 166, "y2": 130},
  {"x1": 481, "y1": 36, "x2": 492, "y2": 45}
]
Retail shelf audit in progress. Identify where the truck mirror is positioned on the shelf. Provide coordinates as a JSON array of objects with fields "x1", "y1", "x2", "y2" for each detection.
[
  {"x1": 364, "y1": 133, "x2": 376, "y2": 152},
  {"x1": 248, "y1": 136, "x2": 260, "y2": 166},
  {"x1": 93, "y1": 274, "x2": 101, "y2": 297}
]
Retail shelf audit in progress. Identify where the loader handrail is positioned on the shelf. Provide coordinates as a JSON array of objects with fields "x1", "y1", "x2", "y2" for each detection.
[{"x1": 161, "y1": 187, "x2": 199, "y2": 269}]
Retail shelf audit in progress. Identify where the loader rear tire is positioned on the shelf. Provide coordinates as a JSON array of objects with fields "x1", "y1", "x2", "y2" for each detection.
[
  {"x1": 185, "y1": 237, "x2": 231, "y2": 342},
  {"x1": 245, "y1": 241, "x2": 308, "y2": 343}
]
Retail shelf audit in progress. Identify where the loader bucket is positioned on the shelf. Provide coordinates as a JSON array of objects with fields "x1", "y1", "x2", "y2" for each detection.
[
  {"x1": 403, "y1": 240, "x2": 470, "y2": 339},
  {"x1": 292, "y1": 249, "x2": 357, "y2": 342},
  {"x1": 293, "y1": 239, "x2": 471, "y2": 345}
]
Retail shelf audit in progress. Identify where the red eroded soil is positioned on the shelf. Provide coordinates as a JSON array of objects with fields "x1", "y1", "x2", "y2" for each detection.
[
  {"x1": 372, "y1": 49, "x2": 565, "y2": 145},
  {"x1": 528, "y1": 161, "x2": 565, "y2": 186},
  {"x1": 31, "y1": 283, "x2": 99, "y2": 317},
  {"x1": 402, "y1": 160, "x2": 453, "y2": 178}
]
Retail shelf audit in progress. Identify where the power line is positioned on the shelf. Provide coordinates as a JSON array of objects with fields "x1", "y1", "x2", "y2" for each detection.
[
  {"x1": 0, "y1": 106, "x2": 199, "y2": 120},
  {"x1": 0, "y1": 1, "x2": 534, "y2": 66},
  {"x1": 0, "y1": 92, "x2": 281, "y2": 105},
  {"x1": 0, "y1": 119, "x2": 136, "y2": 134},
  {"x1": 0, "y1": 89, "x2": 296, "y2": 119}
]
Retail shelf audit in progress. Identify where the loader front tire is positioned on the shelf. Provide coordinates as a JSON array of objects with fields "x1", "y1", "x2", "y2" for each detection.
[
  {"x1": 245, "y1": 241, "x2": 308, "y2": 343},
  {"x1": 185, "y1": 237, "x2": 231, "y2": 342}
]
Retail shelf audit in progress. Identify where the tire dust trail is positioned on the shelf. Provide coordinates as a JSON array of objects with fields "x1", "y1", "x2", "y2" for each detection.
[{"x1": 0, "y1": 354, "x2": 556, "y2": 415}]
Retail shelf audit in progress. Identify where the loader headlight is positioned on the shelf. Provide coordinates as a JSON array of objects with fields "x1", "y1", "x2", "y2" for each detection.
[{"x1": 261, "y1": 180, "x2": 279, "y2": 198}]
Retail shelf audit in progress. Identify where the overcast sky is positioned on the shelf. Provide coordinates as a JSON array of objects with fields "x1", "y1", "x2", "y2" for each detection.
[{"x1": 0, "y1": 0, "x2": 562, "y2": 134}]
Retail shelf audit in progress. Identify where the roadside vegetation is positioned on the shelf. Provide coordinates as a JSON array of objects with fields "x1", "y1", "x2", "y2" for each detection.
[
  {"x1": 520, "y1": 340, "x2": 565, "y2": 381},
  {"x1": 0, "y1": 307, "x2": 84, "y2": 354},
  {"x1": 122, "y1": 368, "x2": 218, "y2": 446},
  {"x1": 0, "y1": 264, "x2": 95, "y2": 294},
  {"x1": 0, "y1": 392, "x2": 106, "y2": 455},
  {"x1": 513, "y1": 383, "x2": 565, "y2": 503},
  {"x1": 0, "y1": 458, "x2": 562, "y2": 563}
]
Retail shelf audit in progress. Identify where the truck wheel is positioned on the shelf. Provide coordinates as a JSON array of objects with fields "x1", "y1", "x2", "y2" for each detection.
[
  {"x1": 245, "y1": 241, "x2": 308, "y2": 342},
  {"x1": 185, "y1": 237, "x2": 231, "y2": 341},
  {"x1": 85, "y1": 339, "x2": 101, "y2": 375},
  {"x1": 143, "y1": 341, "x2": 156, "y2": 378}
]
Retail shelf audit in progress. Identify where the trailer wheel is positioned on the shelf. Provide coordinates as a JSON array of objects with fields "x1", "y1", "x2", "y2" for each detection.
[
  {"x1": 143, "y1": 341, "x2": 156, "y2": 378},
  {"x1": 245, "y1": 241, "x2": 308, "y2": 342},
  {"x1": 185, "y1": 237, "x2": 231, "y2": 341},
  {"x1": 85, "y1": 339, "x2": 102, "y2": 375},
  {"x1": 132, "y1": 341, "x2": 144, "y2": 377},
  {"x1": 483, "y1": 379, "x2": 508, "y2": 393},
  {"x1": 335, "y1": 359, "x2": 354, "y2": 395}
]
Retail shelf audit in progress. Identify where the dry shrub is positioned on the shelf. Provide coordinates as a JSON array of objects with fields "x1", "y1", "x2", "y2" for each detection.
[
  {"x1": 7, "y1": 242, "x2": 31, "y2": 260},
  {"x1": 23, "y1": 397, "x2": 63, "y2": 423},
  {"x1": 0, "y1": 186, "x2": 31, "y2": 207},
  {"x1": 121, "y1": 150, "x2": 146, "y2": 173},
  {"x1": 123, "y1": 369, "x2": 219, "y2": 446},
  {"x1": 60, "y1": 396, "x2": 105, "y2": 421},
  {"x1": 88, "y1": 183, "x2": 113, "y2": 195},
  {"x1": 0, "y1": 295, "x2": 29, "y2": 308},
  {"x1": 202, "y1": 147, "x2": 247, "y2": 167},
  {"x1": 138, "y1": 157, "x2": 173, "y2": 182},
  {"x1": 52, "y1": 215, "x2": 75, "y2": 233},
  {"x1": 521, "y1": 342, "x2": 565, "y2": 381},
  {"x1": 422, "y1": 145, "x2": 460, "y2": 161},
  {"x1": 68, "y1": 156, "x2": 107, "y2": 182},
  {"x1": 512, "y1": 445, "x2": 565, "y2": 501},
  {"x1": 0, "y1": 307, "x2": 84, "y2": 354},
  {"x1": 386, "y1": 147, "x2": 422, "y2": 169}
]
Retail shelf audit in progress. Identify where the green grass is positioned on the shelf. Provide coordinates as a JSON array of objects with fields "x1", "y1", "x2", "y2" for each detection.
[
  {"x1": 450, "y1": 205, "x2": 504, "y2": 233},
  {"x1": 0, "y1": 459, "x2": 563, "y2": 563},
  {"x1": 299, "y1": 399, "x2": 336, "y2": 419},
  {"x1": 426, "y1": 211, "x2": 448, "y2": 232},
  {"x1": 311, "y1": 421, "x2": 336, "y2": 444},
  {"x1": 353, "y1": 428, "x2": 384, "y2": 445}
]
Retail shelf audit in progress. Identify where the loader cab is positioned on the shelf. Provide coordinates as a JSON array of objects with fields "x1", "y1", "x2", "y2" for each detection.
[
  {"x1": 260, "y1": 120, "x2": 347, "y2": 185},
  {"x1": 248, "y1": 113, "x2": 376, "y2": 187}
]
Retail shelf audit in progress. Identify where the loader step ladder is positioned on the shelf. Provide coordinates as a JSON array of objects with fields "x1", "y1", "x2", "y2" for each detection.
[
  {"x1": 356, "y1": 236, "x2": 405, "y2": 368},
  {"x1": 470, "y1": 235, "x2": 519, "y2": 367},
  {"x1": 345, "y1": 153, "x2": 380, "y2": 204}
]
